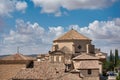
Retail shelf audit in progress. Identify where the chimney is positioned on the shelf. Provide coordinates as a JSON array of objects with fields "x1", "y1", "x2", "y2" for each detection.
[{"x1": 86, "y1": 44, "x2": 95, "y2": 54}]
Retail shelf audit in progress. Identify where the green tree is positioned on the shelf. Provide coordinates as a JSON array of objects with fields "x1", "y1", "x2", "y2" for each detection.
[
  {"x1": 109, "y1": 50, "x2": 114, "y2": 71},
  {"x1": 102, "y1": 60, "x2": 110, "y2": 76},
  {"x1": 115, "y1": 49, "x2": 119, "y2": 67},
  {"x1": 116, "y1": 72, "x2": 120, "y2": 80},
  {"x1": 103, "y1": 60, "x2": 110, "y2": 70}
]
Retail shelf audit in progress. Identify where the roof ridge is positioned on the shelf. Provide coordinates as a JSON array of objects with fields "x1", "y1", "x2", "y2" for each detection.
[
  {"x1": 73, "y1": 53, "x2": 99, "y2": 60},
  {"x1": 1, "y1": 53, "x2": 34, "y2": 60},
  {"x1": 53, "y1": 29, "x2": 91, "y2": 42}
]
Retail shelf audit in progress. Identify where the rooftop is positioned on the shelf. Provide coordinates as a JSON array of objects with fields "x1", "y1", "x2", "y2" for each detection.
[
  {"x1": 73, "y1": 53, "x2": 99, "y2": 60},
  {"x1": 0, "y1": 53, "x2": 34, "y2": 60},
  {"x1": 78, "y1": 60, "x2": 99, "y2": 69},
  {"x1": 13, "y1": 61, "x2": 65, "y2": 80},
  {"x1": 53, "y1": 29, "x2": 91, "y2": 42}
]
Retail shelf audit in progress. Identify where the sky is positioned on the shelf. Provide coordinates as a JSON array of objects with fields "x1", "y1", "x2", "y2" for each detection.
[{"x1": 0, "y1": 0, "x2": 120, "y2": 55}]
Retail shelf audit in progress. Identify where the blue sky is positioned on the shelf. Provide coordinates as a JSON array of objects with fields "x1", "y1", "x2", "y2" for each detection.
[{"x1": 0, "y1": 0, "x2": 120, "y2": 55}]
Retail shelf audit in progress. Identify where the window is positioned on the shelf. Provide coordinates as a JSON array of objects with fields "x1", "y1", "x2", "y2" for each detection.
[
  {"x1": 88, "y1": 69, "x2": 92, "y2": 75},
  {"x1": 54, "y1": 56, "x2": 56, "y2": 62},
  {"x1": 68, "y1": 64, "x2": 71, "y2": 69},
  {"x1": 59, "y1": 56, "x2": 61, "y2": 62},
  {"x1": 78, "y1": 45, "x2": 81, "y2": 49}
]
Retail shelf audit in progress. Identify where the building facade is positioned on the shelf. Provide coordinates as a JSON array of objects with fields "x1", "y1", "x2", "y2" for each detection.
[
  {"x1": 49, "y1": 29, "x2": 106, "y2": 80},
  {"x1": 13, "y1": 29, "x2": 107, "y2": 80}
]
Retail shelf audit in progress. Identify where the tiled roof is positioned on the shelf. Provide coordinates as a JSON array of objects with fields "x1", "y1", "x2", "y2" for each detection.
[
  {"x1": 13, "y1": 61, "x2": 65, "y2": 80},
  {"x1": 73, "y1": 53, "x2": 99, "y2": 60},
  {"x1": 79, "y1": 60, "x2": 99, "y2": 69},
  {"x1": 73, "y1": 60, "x2": 99, "y2": 69},
  {"x1": 0, "y1": 64, "x2": 25, "y2": 80},
  {"x1": 53, "y1": 29, "x2": 91, "y2": 42},
  {"x1": 13, "y1": 68, "x2": 44, "y2": 79},
  {"x1": 0, "y1": 53, "x2": 34, "y2": 60}
]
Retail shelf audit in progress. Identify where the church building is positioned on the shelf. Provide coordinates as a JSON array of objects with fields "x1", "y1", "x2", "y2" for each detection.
[
  {"x1": 49, "y1": 29, "x2": 106, "y2": 79},
  {"x1": 13, "y1": 29, "x2": 106, "y2": 80}
]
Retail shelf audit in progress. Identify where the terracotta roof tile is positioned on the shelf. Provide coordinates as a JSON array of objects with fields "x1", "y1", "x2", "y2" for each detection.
[
  {"x1": 1, "y1": 53, "x2": 34, "y2": 60},
  {"x1": 0, "y1": 64, "x2": 25, "y2": 80},
  {"x1": 79, "y1": 60, "x2": 99, "y2": 69},
  {"x1": 54, "y1": 29, "x2": 91, "y2": 42},
  {"x1": 73, "y1": 53, "x2": 99, "y2": 60},
  {"x1": 13, "y1": 62, "x2": 65, "y2": 79},
  {"x1": 73, "y1": 60, "x2": 99, "y2": 69}
]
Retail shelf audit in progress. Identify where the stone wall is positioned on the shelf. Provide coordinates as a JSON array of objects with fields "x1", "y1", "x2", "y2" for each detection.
[
  {"x1": 80, "y1": 69, "x2": 99, "y2": 77},
  {"x1": 50, "y1": 54, "x2": 65, "y2": 63},
  {"x1": 53, "y1": 41, "x2": 74, "y2": 52},
  {"x1": 73, "y1": 40, "x2": 91, "y2": 53},
  {"x1": 83, "y1": 77, "x2": 100, "y2": 80},
  {"x1": 53, "y1": 40, "x2": 91, "y2": 54}
]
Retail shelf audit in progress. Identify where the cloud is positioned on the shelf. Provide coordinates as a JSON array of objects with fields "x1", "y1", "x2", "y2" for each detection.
[
  {"x1": 32, "y1": 0, "x2": 116, "y2": 16},
  {"x1": 0, "y1": 0, "x2": 116, "y2": 17},
  {"x1": 0, "y1": 0, "x2": 15, "y2": 16},
  {"x1": 0, "y1": 0, "x2": 27, "y2": 16},
  {"x1": 16, "y1": 1, "x2": 27, "y2": 13},
  {"x1": 69, "y1": 18, "x2": 120, "y2": 53},
  {"x1": 0, "y1": 19, "x2": 64, "y2": 55},
  {"x1": 62, "y1": 0, "x2": 116, "y2": 10},
  {"x1": 0, "y1": 18, "x2": 120, "y2": 55},
  {"x1": 49, "y1": 26, "x2": 64, "y2": 36}
]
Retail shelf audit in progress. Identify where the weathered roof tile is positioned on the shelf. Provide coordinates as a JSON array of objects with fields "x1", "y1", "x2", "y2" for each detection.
[
  {"x1": 54, "y1": 29, "x2": 91, "y2": 42},
  {"x1": 73, "y1": 53, "x2": 99, "y2": 60}
]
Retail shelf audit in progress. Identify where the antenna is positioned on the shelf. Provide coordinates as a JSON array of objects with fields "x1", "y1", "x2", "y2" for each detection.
[{"x1": 17, "y1": 46, "x2": 20, "y2": 53}]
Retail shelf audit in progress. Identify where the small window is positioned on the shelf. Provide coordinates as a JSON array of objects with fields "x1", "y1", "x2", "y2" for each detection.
[
  {"x1": 88, "y1": 69, "x2": 92, "y2": 75},
  {"x1": 54, "y1": 56, "x2": 56, "y2": 62},
  {"x1": 59, "y1": 56, "x2": 61, "y2": 62},
  {"x1": 78, "y1": 45, "x2": 81, "y2": 49}
]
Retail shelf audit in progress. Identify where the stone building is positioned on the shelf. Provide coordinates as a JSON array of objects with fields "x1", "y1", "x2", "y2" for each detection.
[
  {"x1": 49, "y1": 29, "x2": 106, "y2": 79},
  {"x1": 0, "y1": 53, "x2": 35, "y2": 80},
  {"x1": 13, "y1": 29, "x2": 106, "y2": 80}
]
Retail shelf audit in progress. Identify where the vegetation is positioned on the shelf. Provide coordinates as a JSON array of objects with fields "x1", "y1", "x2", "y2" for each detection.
[
  {"x1": 109, "y1": 50, "x2": 114, "y2": 71},
  {"x1": 116, "y1": 72, "x2": 120, "y2": 80},
  {"x1": 103, "y1": 49, "x2": 119, "y2": 74},
  {"x1": 115, "y1": 49, "x2": 119, "y2": 67}
]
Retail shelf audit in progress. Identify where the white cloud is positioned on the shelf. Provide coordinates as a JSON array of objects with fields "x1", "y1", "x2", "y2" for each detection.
[
  {"x1": 0, "y1": 19, "x2": 64, "y2": 55},
  {"x1": 16, "y1": 1, "x2": 27, "y2": 13},
  {"x1": 0, "y1": 0, "x2": 15, "y2": 16},
  {"x1": 0, "y1": 18, "x2": 120, "y2": 55},
  {"x1": 32, "y1": 0, "x2": 116, "y2": 16},
  {"x1": 62, "y1": 0, "x2": 115, "y2": 10},
  {"x1": 0, "y1": 0, "x2": 116, "y2": 16},
  {"x1": 69, "y1": 18, "x2": 120, "y2": 53},
  {"x1": 0, "y1": 0, "x2": 27, "y2": 16},
  {"x1": 49, "y1": 26, "x2": 64, "y2": 36}
]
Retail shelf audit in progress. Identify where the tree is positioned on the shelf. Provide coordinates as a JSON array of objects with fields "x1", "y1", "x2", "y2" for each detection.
[
  {"x1": 115, "y1": 49, "x2": 119, "y2": 67},
  {"x1": 109, "y1": 50, "x2": 114, "y2": 71},
  {"x1": 102, "y1": 60, "x2": 110, "y2": 76},
  {"x1": 116, "y1": 72, "x2": 120, "y2": 80}
]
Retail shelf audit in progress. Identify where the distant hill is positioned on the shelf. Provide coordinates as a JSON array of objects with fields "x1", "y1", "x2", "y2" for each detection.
[{"x1": 0, "y1": 55, "x2": 10, "y2": 58}]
